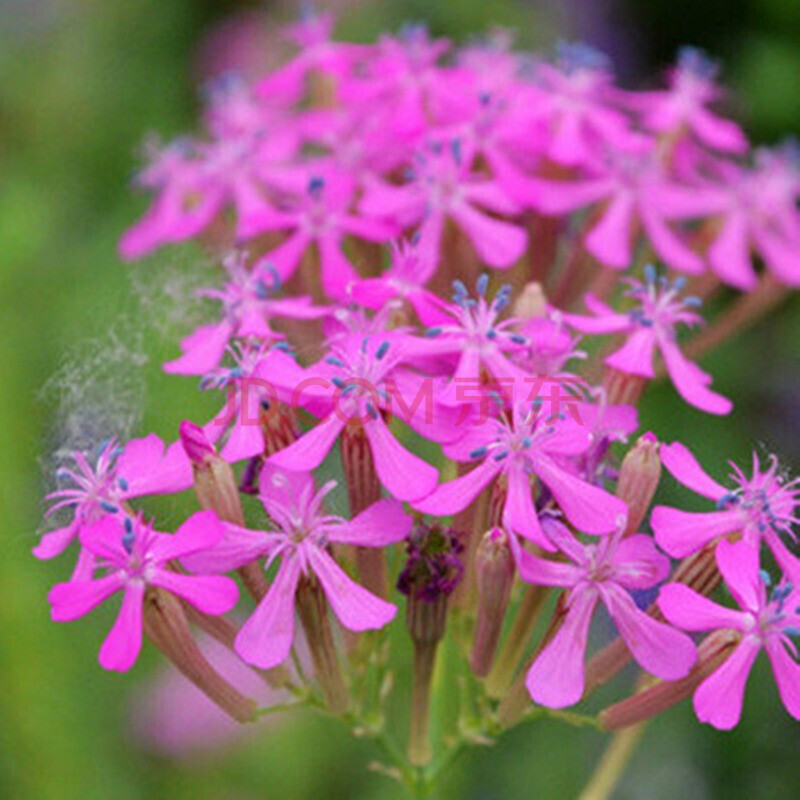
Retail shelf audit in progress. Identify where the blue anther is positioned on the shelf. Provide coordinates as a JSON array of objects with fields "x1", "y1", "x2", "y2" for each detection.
[
  {"x1": 375, "y1": 341, "x2": 390, "y2": 360},
  {"x1": 469, "y1": 447, "x2": 488, "y2": 459}
]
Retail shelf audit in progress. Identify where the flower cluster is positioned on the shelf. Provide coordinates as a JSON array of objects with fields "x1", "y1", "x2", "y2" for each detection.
[{"x1": 36, "y1": 13, "x2": 800, "y2": 795}]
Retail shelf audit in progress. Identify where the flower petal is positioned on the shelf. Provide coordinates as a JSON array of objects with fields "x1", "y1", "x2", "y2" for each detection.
[{"x1": 99, "y1": 581, "x2": 145, "y2": 672}]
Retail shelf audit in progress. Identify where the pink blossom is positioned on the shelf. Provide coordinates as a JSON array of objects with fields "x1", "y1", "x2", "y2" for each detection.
[
  {"x1": 414, "y1": 401, "x2": 628, "y2": 549},
  {"x1": 521, "y1": 517, "x2": 696, "y2": 707},
  {"x1": 414, "y1": 277, "x2": 531, "y2": 404},
  {"x1": 652, "y1": 442, "x2": 800, "y2": 577},
  {"x1": 530, "y1": 143, "x2": 710, "y2": 272},
  {"x1": 360, "y1": 140, "x2": 527, "y2": 270},
  {"x1": 48, "y1": 511, "x2": 238, "y2": 671},
  {"x1": 267, "y1": 334, "x2": 440, "y2": 501},
  {"x1": 165, "y1": 252, "x2": 328, "y2": 376},
  {"x1": 700, "y1": 146, "x2": 800, "y2": 288},
  {"x1": 348, "y1": 236, "x2": 452, "y2": 327},
  {"x1": 562, "y1": 268, "x2": 732, "y2": 415},
  {"x1": 198, "y1": 340, "x2": 308, "y2": 463},
  {"x1": 183, "y1": 469, "x2": 410, "y2": 669},
  {"x1": 35, "y1": 436, "x2": 193, "y2": 576},
  {"x1": 658, "y1": 540, "x2": 800, "y2": 729},
  {"x1": 528, "y1": 43, "x2": 636, "y2": 168},
  {"x1": 632, "y1": 48, "x2": 747, "y2": 154},
  {"x1": 254, "y1": 172, "x2": 396, "y2": 300}
]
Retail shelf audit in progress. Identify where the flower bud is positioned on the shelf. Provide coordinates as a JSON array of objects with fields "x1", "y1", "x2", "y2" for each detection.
[
  {"x1": 513, "y1": 282, "x2": 548, "y2": 320},
  {"x1": 471, "y1": 528, "x2": 515, "y2": 677},
  {"x1": 143, "y1": 586, "x2": 258, "y2": 723},
  {"x1": 397, "y1": 523, "x2": 464, "y2": 765},
  {"x1": 179, "y1": 420, "x2": 268, "y2": 602},
  {"x1": 599, "y1": 629, "x2": 741, "y2": 730},
  {"x1": 616, "y1": 432, "x2": 661, "y2": 536}
]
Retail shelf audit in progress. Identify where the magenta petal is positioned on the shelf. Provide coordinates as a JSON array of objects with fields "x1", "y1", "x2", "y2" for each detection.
[
  {"x1": 99, "y1": 581, "x2": 145, "y2": 672},
  {"x1": 269, "y1": 415, "x2": 345, "y2": 472},
  {"x1": 450, "y1": 204, "x2": 527, "y2": 269},
  {"x1": 150, "y1": 570, "x2": 239, "y2": 615},
  {"x1": 585, "y1": 194, "x2": 636, "y2": 269},
  {"x1": 651, "y1": 506, "x2": 740, "y2": 558},
  {"x1": 525, "y1": 589, "x2": 597, "y2": 708},
  {"x1": 532, "y1": 456, "x2": 627, "y2": 534},
  {"x1": 708, "y1": 213, "x2": 757, "y2": 290},
  {"x1": 79, "y1": 516, "x2": 128, "y2": 563},
  {"x1": 605, "y1": 329, "x2": 657, "y2": 378},
  {"x1": 503, "y1": 464, "x2": 555, "y2": 550},
  {"x1": 33, "y1": 522, "x2": 79, "y2": 560},
  {"x1": 693, "y1": 638, "x2": 760, "y2": 730},
  {"x1": 691, "y1": 109, "x2": 748, "y2": 154},
  {"x1": 660, "y1": 339, "x2": 732, "y2": 415},
  {"x1": 235, "y1": 556, "x2": 301, "y2": 669},
  {"x1": 363, "y1": 413, "x2": 439, "y2": 501},
  {"x1": 150, "y1": 510, "x2": 226, "y2": 563},
  {"x1": 49, "y1": 573, "x2": 125, "y2": 622},
  {"x1": 641, "y1": 208, "x2": 704, "y2": 274},
  {"x1": 164, "y1": 322, "x2": 234, "y2": 376},
  {"x1": 257, "y1": 231, "x2": 311, "y2": 283},
  {"x1": 516, "y1": 548, "x2": 581, "y2": 587},
  {"x1": 329, "y1": 499, "x2": 412, "y2": 547},
  {"x1": 602, "y1": 584, "x2": 697, "y2": 680},
  {"x1": 658, "y1": 583, "x2": 749, "y2": 631},
  {"x1": 318, "y1": 235, "x2": 359, "y2": 300},
  {"x1": 716, "y1": 540, "x2": 763, "y2": 612},
  {"x1": 659, "y1": 441, "x2": 728, "y2": 500},
  {"x1": 413, "y1": 458, "x2": 501, "y2": 515},
  {"x1": 611, "y1": 534, "x2": 671, "y2": 589},
  {"x1": 180, "y1": 522, "x2": 274, "y2": 574},
  {"x1": 306, "y1": 545, "x2": 396, "y2": 631},
  {"x1": 765, "y1": 639, "x2": 800, "y2": 720}
]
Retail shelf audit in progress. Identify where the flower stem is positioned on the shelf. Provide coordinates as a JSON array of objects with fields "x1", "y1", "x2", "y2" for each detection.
[{"x1": 577, "y1": 725, "x2": 646, "y2": 800}]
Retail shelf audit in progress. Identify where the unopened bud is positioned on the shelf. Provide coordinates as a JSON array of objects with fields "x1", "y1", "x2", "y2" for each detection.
[
  {"x1": 513, "y1": 282, "x2": 548, "y2": 319},
  {"x1": 179, "y1": 420, "x2": 215, "y2": 466},
  {"x1": 397, "y1": 523, "x2": 464, "y2": 766},
  {"x1": 179, "y1": 419, "x2": 268, "y2": 602},
  {"x1": 600, "y1": 629, "x2": 741, "y2": 730},
  {"x1": 616, "y1": 432, "x2": 661, "y2": 536},
  {"x1": 471, "y1": 528, "x2": 515, "y2": 677},
  {"x1": 143, "y1": 586, "x2": 258, "y2": 723}
]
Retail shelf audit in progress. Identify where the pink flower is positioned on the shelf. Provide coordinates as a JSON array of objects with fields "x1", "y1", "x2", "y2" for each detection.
[
  {"x1": 360, "y1": 140, "x2": 527, "y2": 270},
  {"x1": 165, "y1": 252, "x2": 328, "y2": 376},
  {"x1": 120, "y1": 82, "x2": 299, "y2": 260},
  {"x1": 254, "y1": 172, "x2": 396, "y2": 299},
  {"x1": 414, "y1": 401, "x2": 628, "y2": 549},
  {"x1": 521, "y1": 517, "x2": 697, "y2": 708},
  {"x1": 267, "y1": 334, "x2": 440, "y2": 501},
  {"x1": 198, "y1": 340, "x2": 308, "y2": 463},
  {"x1": 700, "y1": 146, "x2": 800, "y2": 289},
  {"x1": 35, "y1": 436, "x2": 193, "y2": 575},
  {"x1": 415, "y1": 277, "x2": 531, "y2": 404},
  {"x1": 183, "y1": 469, "x2": 410, "y2": 669},
  {"x1": 348, "y1": 236, "x2": 452, "y2": 327},
  {"x1": 651, "y1": 442, "x2": 800, "y2": 577},
  {"x1": 48, "y1": 511, "x2": 238, "y2": 671},
  {"x1": 562, "y1": 267, "x2": 732, "y2": 415},
  {"x1": 633, "y1": 48, "x2": 747, "y2": 154},
  {"x1": 528, "y1": 43, "x2": 636, "y2": 168},
  {"x1": 658, "y1": 540, "x2": 800, "y2": 729},
  {"x1": 530, "y1": 143, "x2": 710, "y2": 272}
]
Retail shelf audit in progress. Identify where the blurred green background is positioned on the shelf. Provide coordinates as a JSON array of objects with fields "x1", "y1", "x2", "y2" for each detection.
[{"x1": 1, "y1": 1, "x2": 798, "y2": 798}]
